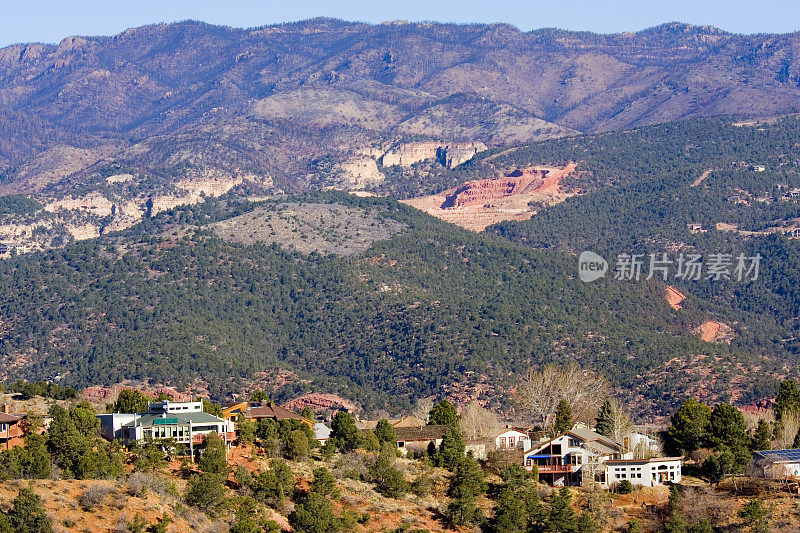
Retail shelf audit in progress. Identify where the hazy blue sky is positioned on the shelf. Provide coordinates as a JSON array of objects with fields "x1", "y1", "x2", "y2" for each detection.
[{"x1": 2, "y1": 0, "x2": 799, "y2": 48}]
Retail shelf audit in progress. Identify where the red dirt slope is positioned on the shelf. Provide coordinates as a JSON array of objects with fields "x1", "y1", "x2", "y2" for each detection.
[{"x1": 403, "y1": 163, "x2": 577, "y2": 231}]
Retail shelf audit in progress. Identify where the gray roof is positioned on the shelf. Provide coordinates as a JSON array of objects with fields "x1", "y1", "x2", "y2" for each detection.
[
  {"x1": 314, "y1": 423, "x2": 331, "y2": 440},
  {"x1": 567, "y1": 428, "x2": 621, "y2": 452},
  {"x1": 121, "y1": 411, "x2": 225, "y2": 428}
]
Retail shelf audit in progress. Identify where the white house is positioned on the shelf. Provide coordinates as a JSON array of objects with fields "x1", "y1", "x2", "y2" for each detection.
[
  {"x1": 604, "y1": 457, "x2": 683, "y2": 488},
  {"x1": 621, "y1": 431, "x2": 662, "y2": 460},
  {"x1": 100, "y1": 400, "x2": 234, "y2": 455},
  {"x1": 753, "y1": 449, "x2": 800, "y2": 479},
  {"x1": 314, "y1": 422, "x2": 331, "y2": 445},
  {"x1": 494, "y1": 429, "x2": 532, "y2": 452},
  {"x1": 523, "y1": 428, "x2": 622, "y2": 486}
]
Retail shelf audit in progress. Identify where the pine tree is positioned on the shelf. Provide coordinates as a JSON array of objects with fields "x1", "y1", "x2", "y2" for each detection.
[
  {"x1": 429, "y1": 400, "x2": 459, "y2": 427},
  {"x1": 374, "y1": 419, "x2": 397, "y2": 445},
  {"x1": 8, "y1": 488, "x2": 52, "y2": 533},
  {"x1": 112, "y1": 389, "x2": 150, "y2": 414},
  {"x1": 199, "y1": 432, "x2": 228, "y2": 476},
  {"x1": 547, "y1": 487, "x2": 576, "y2": 533},
  {"x1": 289, "y1": 491, "x2": 341, "y2": 533},
  {"x1": 553, "y1": 399, "x2": 573, "y2": 435},
  {"x1": 438, "y1": 427, "x2": 466, "y2": 470},
  {"x1": 751, "y1": 418, "x2": 771, "y2": 451},
  {"x1": 330, "y1": 411, "x2": 361, "y2": 452},
  {"x1": 490, "y1": 487, "x2": 527, "y2": 533},
  {"x1": 595, "y1": 400, "x2": 615, "y2": 437},
  {"x1": 666, "y1": 399, "x2": 711, "y2": 454}
]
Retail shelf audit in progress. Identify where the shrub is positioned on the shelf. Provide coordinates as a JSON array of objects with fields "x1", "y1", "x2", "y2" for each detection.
[
  {"x1": 184, "y1": 473, "x2": 225, "y2": 510},
  {"x1": 80, "y1": 484, "x2": 111, "y2": 511},
  {"x1": 617, "y1": 480, "x2": 634, "y2": 494}
]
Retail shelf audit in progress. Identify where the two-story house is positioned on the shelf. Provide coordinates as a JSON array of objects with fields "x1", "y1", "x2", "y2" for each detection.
[
  {"x1": 494, "y1": 428, "x2": 532, "y2": 452},
  {"x1": 523, "y1": 428, "x2": 622, "y2": 486},
  {"x1": 99, "y1": 400, "x2": 234, "y2": 458},
  {"x1": 0, "y1": 405, "x2": 23, "y2": 450}
]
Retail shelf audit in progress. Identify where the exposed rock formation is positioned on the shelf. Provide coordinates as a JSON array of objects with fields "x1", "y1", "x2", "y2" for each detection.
[
  {"x1": 338, "y1": 156, "x2": 385, "y2": 188},
  {"x1": 404, "y1": 163, "x2": 577, "y2": 231},
  {"x1": 380, "y1": 142, "x2": 486, "y2": 168}
]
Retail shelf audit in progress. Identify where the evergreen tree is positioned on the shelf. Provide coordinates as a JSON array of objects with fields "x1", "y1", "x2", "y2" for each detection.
[
  {"x1": 428, "y1": 400, "x2": 459, "y2": 427},
  {"x1": 202, "y1": 400, "x2": 224, "y2": 418},
  {"x1": 136, "y1": 442, "x2": 167, "y2": 473},
  {"x1": 547, "y1": 487, "x2": 576, "y2": 533},
  {"x1": 112, "y1": 389, "x2": 150, "y2": 413},
  {"x1": 8, "y1": 488, "x2": 52, "y2": 533},
  {"x1": 185, "y1": 472, "x2": 225, "y2": 509},
  {"x1": 446, "y1": 457, "x2": 486, "y2": 527},
  {"x1": 330, "y1": 411, "x2": 361, "y2": 452},
  {"x1": 236, "y1": 414, "x2": 256, "y2": 445},
  {"x1": 752, "y1": 419, "x2": 771, "y2": 451},
  {"x1": 553, "y1": 399, "x2": 573, "y2": 435},
  {"x1": 490, "y1": 486, "x2": 527, "y2": 533},
  {"x1": 311, "y1": 467, "x2": 340, "y2": 498},
  {"x1": 285, "y1": 430, "x2": 310, "y2": 461},
  {"x1": 289, "y1": 492, "x2": 341, "y2": 533},
  {"x1": 199, "y1": 432, "x2": 228, "y2": 476},
  {"x1": 374, "y1": 419, "x2": 397, "y2": 445},
  {"x1": 595, "y1": 400, "x2": 615, "y2": 437},
  {"x1": 707, "y1": 404, "x2": 750, "y2": 453},
  {"x1": 438, "y1": 427, "x2": 466, "y2": 470},
  {"x1": 666, "y1": 399, "x2": 711, "y2": 454},
  {"x1": 774, "y1": 379, "x2": 800, "y2": 424}
]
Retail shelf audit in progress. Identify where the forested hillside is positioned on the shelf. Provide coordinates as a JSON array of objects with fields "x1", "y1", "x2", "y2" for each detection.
[
  {"x1": 486, "y1": 117, "x2": 800, "y2": 384},
  {"x1": 0, "y1": 192, "x2": 764, "y2": 417}
]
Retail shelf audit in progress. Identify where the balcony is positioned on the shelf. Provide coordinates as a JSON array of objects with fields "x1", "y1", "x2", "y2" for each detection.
[
  {"x1": 535, "y1": 464, "x2": 573, "y2": 473},
  {"x1": 191, "y1": 431, "x2": 236, "y2": 444}
]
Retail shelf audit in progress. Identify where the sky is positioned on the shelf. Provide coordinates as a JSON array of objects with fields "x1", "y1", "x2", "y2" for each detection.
[{"x1": 1, "y1": 0, "x2": 799, "y2": 48}]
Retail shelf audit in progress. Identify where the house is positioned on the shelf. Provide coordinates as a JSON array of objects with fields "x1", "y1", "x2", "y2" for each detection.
[
  {"x1": 101, "y1": 400, "x2": 234, "y2": 454},
  {"x1": 494, "y1": 428, "x2": 532, "y2": 452},
  {"x1": 394, "y1": 425, "x2": 450, "y2": 456},
  {"x1": 465, "y1": 440, "x2": 487, "y2": 460},
  {"x1": 753, "y1": 449, "x2": 800, "y2": 479},
  {"x1": 603, "y1": 457, "x2": 683, "y2": 488},
  {"x1": 0, "y1": 405, "x2": 24, "y2": 450},
  {"x1": 223, "y1": 402, "x2": 311, "y2": 426},
  {"x1": 314, "y1": 422, "x2": 331, "y2": 445},
  {"x1": 523, "y1": 428, "x2": 622, "y2": 486}
]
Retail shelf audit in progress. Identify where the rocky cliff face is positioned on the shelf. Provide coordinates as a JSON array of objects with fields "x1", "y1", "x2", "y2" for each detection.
[{"x1": 380, "y1": 142, "x2": 487, "y2": 168}]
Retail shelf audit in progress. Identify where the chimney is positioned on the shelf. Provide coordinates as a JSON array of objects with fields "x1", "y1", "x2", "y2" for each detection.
[{"x1": 0, "y1": 404, "x2": 8, "y2": 414}]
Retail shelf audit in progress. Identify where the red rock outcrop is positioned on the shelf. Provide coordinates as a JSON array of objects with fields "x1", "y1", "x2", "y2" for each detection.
[
  {"x1": 281, "y1": 393, "x2": 359, "y2": 413},
  {"x1": 403, "y1": 163, "x2": 577, "y2": 231}
]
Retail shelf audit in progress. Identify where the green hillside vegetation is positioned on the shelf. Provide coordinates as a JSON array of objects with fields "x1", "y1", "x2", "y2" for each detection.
[
  {"x1": 487, "y1": 117, "x2": 800, "y2": 395},
  {"x1": 0, "y1": 192, "x2": 745, "y2": 415}
]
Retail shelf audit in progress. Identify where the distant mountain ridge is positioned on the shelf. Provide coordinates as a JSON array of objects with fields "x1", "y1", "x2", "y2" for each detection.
[{"x1": 1, "y1": 19, "x2": 800, "y2": 250}]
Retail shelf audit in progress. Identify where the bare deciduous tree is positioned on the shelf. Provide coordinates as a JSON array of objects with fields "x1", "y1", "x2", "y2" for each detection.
[
  {"x1": 411, "y1": 397, "x2": 434, "y2": 424},
  {"x1": 515, "y1": 363, "x2": 609, "y2": 427},
  {"x1": 459, "y1": 401, "x2": 502, "y2": 442},
  {"x1": 609, "y1": 398, "x2": 633, "y2": 445}
]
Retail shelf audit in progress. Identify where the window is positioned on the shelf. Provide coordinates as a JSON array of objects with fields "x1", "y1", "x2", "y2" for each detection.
[
  {"x1": 569, "y1": 439, "x2": 581, "y2": 448},
  {"x1": 499, "y1": 437, "x2": 506, "y2": 447},
  {"x1": 526, "y1": 458, "x2": 532, "y2": 466},
  {"x1": 398, "y1": 441, "x2": 405, "y2": 448},
  {"x1": 509, "y1": 437, "x2": 515, "y2": 448}
]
